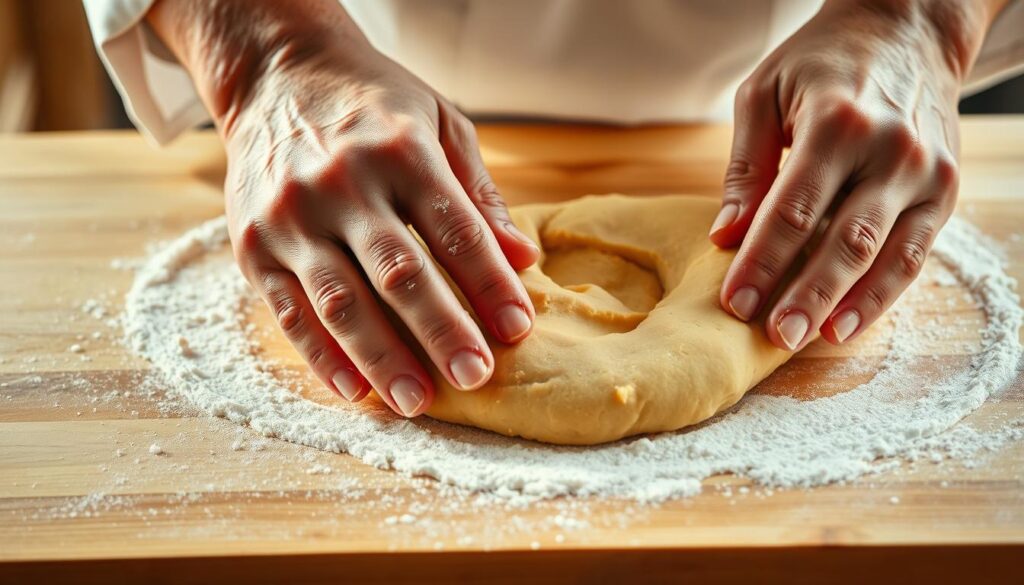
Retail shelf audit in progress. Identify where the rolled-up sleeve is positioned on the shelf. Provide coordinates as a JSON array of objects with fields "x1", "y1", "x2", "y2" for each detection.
[
  {"x1": 82, "y1": 0, "x2": 209, "y2": 144},
  {"x1": 81, "y1": 0, "x2": 1024, "y2": 141},
  {"x1": 964, "y1": 0, "x2": 1024, "y2": 95}
]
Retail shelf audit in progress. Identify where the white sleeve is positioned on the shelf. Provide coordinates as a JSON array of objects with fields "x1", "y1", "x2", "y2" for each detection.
[
  {"x1": 83, "y1": 0, "x2": 209, "y2": 145},
  {"x1": 964, "y1": 0, "x2": 1024, "y2": 95}
]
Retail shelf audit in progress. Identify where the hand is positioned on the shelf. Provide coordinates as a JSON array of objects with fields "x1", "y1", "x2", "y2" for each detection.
[
  {"x1": 710, "y1": 0, "x2": 1004, "y2": 350},
  {"x1": 148, "y1": 0, "x2": 540, "y2": 417}
]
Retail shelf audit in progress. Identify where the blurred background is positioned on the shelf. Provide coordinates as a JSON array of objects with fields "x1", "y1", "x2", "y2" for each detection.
[{"x1": 0, "y1": 0, "x2": 1021, "y2": 134}]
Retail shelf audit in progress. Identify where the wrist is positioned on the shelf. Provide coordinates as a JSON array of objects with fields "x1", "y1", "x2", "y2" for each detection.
[
  {"x1": 915, "y1": 0, "x2": 1005, "y2": 83},
  {"x1": 829, "y1": 0, "x2": 1003, "y2": 84},
  {"x1": 146, "y1": 0, "x2": 372, "y2": 136}
]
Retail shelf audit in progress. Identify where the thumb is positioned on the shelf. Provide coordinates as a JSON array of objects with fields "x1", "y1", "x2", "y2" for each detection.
[
  {"x1": 438, "y1": 104, "x2": 540, "y2": 271},
  {"x1": 711, "y1": 78, "x2": 784, "y2": 248}
]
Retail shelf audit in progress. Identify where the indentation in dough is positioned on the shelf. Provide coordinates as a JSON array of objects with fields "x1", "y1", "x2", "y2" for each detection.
[
  {"x1": 425, "y1": 195, "x2": 795, "y2": 445},
  {"x1": 543, "y1": 246, "x2": 663, "y2": 313},
  {"x1": 527, "y1": 291, "x2": 645, "y2": 336},
  {"x1": 530, "y1": 231, "x2": 665, "y2": 336},
  {"x1": 543, "y1": 228, "x2": 662, "y2": 292}
]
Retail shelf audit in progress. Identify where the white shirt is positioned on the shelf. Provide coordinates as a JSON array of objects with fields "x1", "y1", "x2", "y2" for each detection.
[{"x1": 83, "y1": 0, "x2": 1024, "y2": 145}]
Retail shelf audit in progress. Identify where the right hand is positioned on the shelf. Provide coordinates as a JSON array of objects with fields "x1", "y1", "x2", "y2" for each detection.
[{"x1": 148, "y1": 0, "x2": 540, "y2": 417}]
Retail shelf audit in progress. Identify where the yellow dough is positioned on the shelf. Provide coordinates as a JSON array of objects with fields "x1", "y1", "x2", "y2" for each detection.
[{"x1": 426, "y1": 194, "x2": 795, "y2": 445}]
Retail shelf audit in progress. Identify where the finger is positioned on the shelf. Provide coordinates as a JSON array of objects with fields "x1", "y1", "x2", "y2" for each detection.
[
  {"x1": 710, "y1": 76, "x2": 784, "y2": 248},
  {"x1": 438, "y1": 104, "x2": 540, "y2": 270},
  {"x1": 404, "y1": 151, "x2": 535, "y2": 345},
  {"x1": 253, "y1": 267, "x2": 370, "y2": 403},
  {"x1": 763, "y1": 177, "x2": 906, "y2": 351},
  {"x1": 345, "y1": 207, "x2": 496, "y2": 391},
  {"x1": 822, "y1": 200, "x2": 951, "y2": 345},
  {"x1": 719, "y1": 126, "x2": 850, "y2": 324},
  {"x1": 286, "y1": 240, "x2": 435, "y2": 417}
]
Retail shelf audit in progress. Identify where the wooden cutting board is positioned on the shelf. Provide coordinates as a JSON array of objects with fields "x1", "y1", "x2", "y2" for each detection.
[{"x1": 1, "y1": 118, "x2": 1022, "y2": 584}]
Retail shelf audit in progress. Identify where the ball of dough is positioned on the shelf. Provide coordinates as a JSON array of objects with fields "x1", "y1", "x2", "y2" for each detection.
[{"x1": 426, "y1": 194, "x2": 794, "y2": 445}]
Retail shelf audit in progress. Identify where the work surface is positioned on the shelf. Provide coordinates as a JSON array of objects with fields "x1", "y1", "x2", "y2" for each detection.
[{"x1": 1, "y1": 118, "x2": 1022, "y2": 584}]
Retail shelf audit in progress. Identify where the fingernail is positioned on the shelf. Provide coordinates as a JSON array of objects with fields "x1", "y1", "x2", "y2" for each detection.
[
  {"x1": 728, "y1": 286, "x2": 760, "y2": 321},
  {"x1": 778, "y1": 311, "x2": 810, "y2": 350},
  {"x1": 494, "y1": 303, "x2": 532, "y2": 342},
  {"x1": 389, "y1": 376, "x2": 426, "y2": 417},
  {"x1": 331, "y1": 368, "x2": 362, "y2": 401},
  {"x1": 832, "y1": 309, "x2": 861, "y2": 343},
  {"x1": 709, "y1": 203, "x2": 739, "y2": 236},
  {"x1": 504, "y1": 221, "x2": 538, "y2": 248},
  {"x1": 449, "y1": 350, "x2": 490, "y2": 390}
]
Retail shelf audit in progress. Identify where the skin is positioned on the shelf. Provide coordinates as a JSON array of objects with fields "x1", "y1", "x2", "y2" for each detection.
[
  {"x1": 148, "y1": 0, "x2": 540, "y2": 418},
  {"x1": 710, "y1": 0, "x2": 1008, "y2": 351},
  {"x1": 147, "y1": 0, "x2": 1006, "y2": 418}
]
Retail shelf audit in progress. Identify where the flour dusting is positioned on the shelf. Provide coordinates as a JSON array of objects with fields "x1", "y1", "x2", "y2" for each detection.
[{"x1": 121, "y1": 216, "x2": 1024, "y2": 503}]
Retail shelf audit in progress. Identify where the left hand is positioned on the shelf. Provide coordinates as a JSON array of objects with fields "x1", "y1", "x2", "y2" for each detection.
[{"x1": 709, "y1": 0, "x2": 1003, "y2": 350}]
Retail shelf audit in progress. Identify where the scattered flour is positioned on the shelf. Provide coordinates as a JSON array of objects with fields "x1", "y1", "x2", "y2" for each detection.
[
  {"x1": 932, "y1": 270, "x2": 960, "y2": 288},
  {"x1": 431, "y1": 196, "x2": 451, "y2": 214},
  {"x1": 177, "y1": 336, "x2": 197, "y2": 358},
  {"x1": 82, "y1": 299, "x2": 109, "y2": 320},
  {"x1": 121, "y1": 216, "x2": 1024, "y2": 503}
]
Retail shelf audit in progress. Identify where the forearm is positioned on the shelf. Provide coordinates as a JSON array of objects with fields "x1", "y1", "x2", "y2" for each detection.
[{"x1": 145, "y1": 0, "x2": 371, "y2": 135}]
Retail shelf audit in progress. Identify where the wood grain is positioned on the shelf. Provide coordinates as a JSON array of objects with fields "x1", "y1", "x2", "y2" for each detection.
[{"x1": 0, "y1": 118, "x2": 1022, "y2": 583}]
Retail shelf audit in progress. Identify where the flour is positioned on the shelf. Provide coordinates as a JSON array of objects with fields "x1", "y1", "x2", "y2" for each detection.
[{"x1": 122, "y1": 215, "x2": 1024, "y2": 503}]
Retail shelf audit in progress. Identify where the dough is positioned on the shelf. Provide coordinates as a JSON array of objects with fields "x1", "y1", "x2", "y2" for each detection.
[{"x1": 426, "y1": 194, "x2": 795, "y2": 445}]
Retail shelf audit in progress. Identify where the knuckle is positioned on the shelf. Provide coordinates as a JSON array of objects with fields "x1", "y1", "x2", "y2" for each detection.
[
  {"x1": 881, "y1": 122, "x2": 925, "y2": 167},
  {"x1": 360, "y1": 348, "x2": 390, "y2": 378},
  {"x1": 233, "y1": 219, "x2": 271, "y2": 258},
  {"x1": 735, "y1": 77, "x2": 765, "y2": 107},
  {"x1": 306, "y1": 345, "x2": 331, "y2": 370},
  {"x1": 263, "y1": 177, "x2": 305, "y2": 227},
  {"x1": 933, "y1": 154, "x2": 960, "y2": 192},
  {"x1": 470, "y1": 175, "x2": 505, "y2": 210},
  {"x1": 772, "y1": 195, "x2": 819, "y2": 236},
  {"x1": 333, "y1": 143, "x2": 382, "y2": 185},
  {"x1": 332, "y1": 140, "x2": 363, "y2": 164},
  {"x1": 805, "y1": 280, "x2": 836, "y2": 308},
  {"x1": 311, "y1": 154, "x2": 353, "y2": 193},
  {"x1": 747, "y1": 248, "x2": 784, "y2": 282},
  {"x1": 902, "y1": 142, "x2": 927, "y2": 171},
  {"x1": 723, "y1": 158, "x2": 764, "y2": 194},
  {"x1": 367, "y1": 233, "x2": 425, "y2": 292},
  {"x1": 837, "y1": 215, "x2": 882, "y2": 268},
  {"x1": 420, "y1": 314, "x2": 463, "y2": 350},
  {"x1": 438, "y1": 212, "x2": 487, "y2": 258},
  {"x1": 314, "y1": 278, "x2": 358, "y2": 330},
  {"x1": 821, "y1": 99, "x2": 871, "y2": 138},
  {"x1": 473, "y1": 268, "x2": 513, "y2": 299},
  {"x1": 897, "y1": 235, "x2": 929, "y2": 279},
  {"x1": 272, "y1": 295, "x2": 305, "y2": 337},
  {"x1": 862, "y1": 284, "x2": 889, "y2": 313},
  {"x1": 377, "y1": 119, "x2": 428, "y2": 163}
]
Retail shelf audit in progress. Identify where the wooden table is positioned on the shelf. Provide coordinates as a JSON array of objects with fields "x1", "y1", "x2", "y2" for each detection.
[{"x1": 1, "y1": 118, "x2": 1022, "y2": 584}]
